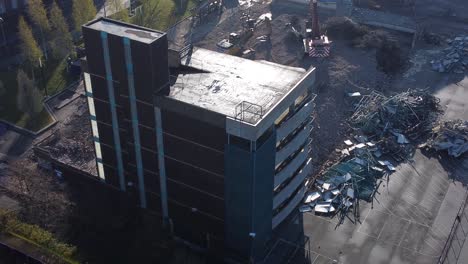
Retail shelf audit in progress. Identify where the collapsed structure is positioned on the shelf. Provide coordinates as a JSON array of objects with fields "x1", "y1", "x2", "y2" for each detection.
[
  {"x1": 302, "y1": 90, "x2": 445, "y2": 224},
  {"x1": 427, "y1": 120, "x2": 468, "y2": 157},
  {"x1": 37, "y1": 18, "x2": 316, "y2": 261},
  {"x1": 431, "y1": 35, "x2": 468, "y2": 74}
]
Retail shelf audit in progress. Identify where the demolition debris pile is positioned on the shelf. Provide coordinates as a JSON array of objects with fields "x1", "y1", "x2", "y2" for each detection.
[
  {"x1": 427, "y1": 120, "x2": 468, "y2": 157},
  {"x1": 302, "y1": 91, "x2": 443, "y2": 223},
  {"x1": 350, "y1": 90, "x2": 441, "y2": 160},
  {"x1": 431, "y1": 36, "x2": 468, "y2": 73},
  {"x1": 41, "y1": 100, "x2": 96, "y2": 175},
  {"x1": 301, "y1": 152, "x2": 388, "y2": 225}
]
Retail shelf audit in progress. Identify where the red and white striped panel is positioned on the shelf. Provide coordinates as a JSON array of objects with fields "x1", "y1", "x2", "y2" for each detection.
[{"x1": 309, "y1": 46, "x2": 330, "y2": 57}]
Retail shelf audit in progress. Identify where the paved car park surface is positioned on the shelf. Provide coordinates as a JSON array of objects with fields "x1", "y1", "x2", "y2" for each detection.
[{"x1": 267, "y1": 77, "x2": 468, "y2": 264}]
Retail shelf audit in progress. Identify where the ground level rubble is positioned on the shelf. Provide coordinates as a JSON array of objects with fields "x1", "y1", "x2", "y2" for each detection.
[
  {"x1": 426, "y1": 120, "x2": 468, "y2": 157},
  {"x1": 300, "y1": 90, "x2": 459, "y2": 226}
]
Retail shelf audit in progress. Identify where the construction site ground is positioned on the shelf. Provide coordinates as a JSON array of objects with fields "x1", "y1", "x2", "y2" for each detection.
[
  {"x1": 0, "y1": 0, "x2": 467, "y2": 263},
  {"x1": 171, "y1": 0, "x2": 468, "y2": 263}
]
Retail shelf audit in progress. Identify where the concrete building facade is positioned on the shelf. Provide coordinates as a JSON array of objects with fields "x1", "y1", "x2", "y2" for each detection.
[{"x1": 82, "y1": 18, "x2": 315, "y2": 260}]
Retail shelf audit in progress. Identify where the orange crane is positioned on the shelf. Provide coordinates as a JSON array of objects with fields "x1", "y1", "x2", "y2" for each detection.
[{"x1": 303, "y1": 0, "x2": 331, "y2": 57}]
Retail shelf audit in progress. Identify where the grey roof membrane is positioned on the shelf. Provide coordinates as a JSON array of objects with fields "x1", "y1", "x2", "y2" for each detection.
[
  {"x1": 169, "y1": 48, "x2": 306, "y2": 120},
  {"x1": 87, "y1": 19, "x2": 163, "y2": 43}
]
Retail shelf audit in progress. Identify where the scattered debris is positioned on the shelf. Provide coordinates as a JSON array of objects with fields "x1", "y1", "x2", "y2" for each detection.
[
  {"x1": 350, "y1": 90, "x2": 441, "y2": 161},
  {"x1": 302, "y1": 150, "x2": 388, "y2": 224},
  {"x1": 303, "y1": 90, "x2": 443, "y2": 225},
  {"x1": 427, "y1": 120, "x2": 468, "y2": 157},
  {"x1": 430, "y1": 35, "x2": 468, "y2": 73},
  {"x1": 347, "y1": 92, "x2": 362, "y2": 97}
]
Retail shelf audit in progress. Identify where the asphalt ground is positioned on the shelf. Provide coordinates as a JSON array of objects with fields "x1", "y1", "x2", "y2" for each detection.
[{"x1": 266, "y1": 79, "x2": 468, "y2": 264}]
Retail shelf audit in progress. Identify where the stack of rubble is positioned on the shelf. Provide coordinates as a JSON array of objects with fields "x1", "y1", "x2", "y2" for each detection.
[
  {"x1": 300, "y1": 91, "x2": 442, "y2": 224},
  {"x1": 300, "y1": 140, "x2": 393, "y2": 224},
  {"x1": 431, "y1": 36, "x2": 468, "y2": 73},
  {"x1": 349, "y1": 91, "x2": 441, "y2": 160},
  {"x1": 427, "y1": 120, "x2": 468, "y2": 157}
]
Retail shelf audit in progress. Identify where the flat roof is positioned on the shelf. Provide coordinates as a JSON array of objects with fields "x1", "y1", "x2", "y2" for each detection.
[
  {"x1": 168, "y1": 48, "x2": 306, "y2": 123},
  {"x1": 86, "y1": 18, "x2": 164, "y2": 43}
]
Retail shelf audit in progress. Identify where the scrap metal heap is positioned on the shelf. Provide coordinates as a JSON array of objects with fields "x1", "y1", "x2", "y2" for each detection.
[
  {"x1": 303, "y1": 0, "x2": 331, "y2": 57},
  {"x1": 301, "y1": 90, "x2": 445, "y2": 225},
  {"x1": 426, "y1": 120, "x2": 468, "y2": 158},
  {"x1": 350, "y1": 91, "x2": 441, "y2": 143},
  {"x1": 431, "y1": 35, "x2": 468, "y2": 74}
]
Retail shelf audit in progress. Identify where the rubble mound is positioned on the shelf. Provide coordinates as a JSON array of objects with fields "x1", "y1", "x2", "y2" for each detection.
[
  {"x1": 376, "y1": 39, "x2": 404, "y2": 74},
  {"x1": 301, "y1": 91, "x2": 443, "y2": 223},
  {"x1": 350, "y1": 90, "x2": 442, "y2": 161},
  {"x1": 324, "y1": 17, "x2": 368, "y2": 40},
  {"x1": 427, "y1": 120, "x2": 468, "y2": 158},
  {"x1": 431, "y1": 35, "x2": 468, "y2": 74},
  {"x1": 354, "y1": 29, "x2": 391, "y2": 49},
  {"x1": 43, "y1": 101, "x2": 96, "y2": 174}
]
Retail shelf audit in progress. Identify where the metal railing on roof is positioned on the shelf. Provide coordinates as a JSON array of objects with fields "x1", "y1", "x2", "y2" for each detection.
[{"x1": 234, "y1": 101, "x2": 264, "y2": 124}]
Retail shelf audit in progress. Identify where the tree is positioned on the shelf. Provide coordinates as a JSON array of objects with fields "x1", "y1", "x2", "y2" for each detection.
[
  {"x1": 110, "y1": 0, "x2": 130, "y2": 22},
  {"x1": 72, "y1": 0, "x2": 97, "y2": 32},
  {"x1": 18, "y1": 16, "x2": 43, "y2": 75},
  {"x1": 27, "y1": 0, "x2": 50, "y2": 60},
  {"x1": 49, "y1": 1, "x2": 73, "y2": 59},
  {"x1": 133, "y1": 0, "x2": 162, "y2": 29},
  {"x1": 16, "y1": 69, "x2": 43, "y2": 118}
]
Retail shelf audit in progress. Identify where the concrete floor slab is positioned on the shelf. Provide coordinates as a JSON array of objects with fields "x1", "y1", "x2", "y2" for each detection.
[
  {"x1": 377, "y1": 214, "x2": 410, "y2": 245},
  {"x1": 358, "y1": 210, "x2": 391, "y2": 238},
  {"x1": 400, "y1": 222, "x2": 430, "y2": 253}
]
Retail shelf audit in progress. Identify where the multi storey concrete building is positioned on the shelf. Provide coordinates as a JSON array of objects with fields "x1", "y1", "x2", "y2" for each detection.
[{"x1": 81, "y1": 18, "x2": 316, "y2": 260}]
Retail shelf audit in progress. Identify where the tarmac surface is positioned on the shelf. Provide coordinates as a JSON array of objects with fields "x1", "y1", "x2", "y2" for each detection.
[
  {"x1": 264, "y1": 38, "x2": 468, "y2": 264},
  {"x1": 267, "y1": 76, "x2": 468, "y2": 264}
]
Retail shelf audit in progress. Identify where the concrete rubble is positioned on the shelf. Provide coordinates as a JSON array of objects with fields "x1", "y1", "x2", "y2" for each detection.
[
  {"x1": 302, "y1": 149, "x2": 388, "y2": 225},
  {"x1": 349, "y1": 90, "x2": 441, "y2": 161},
  {"x1": 427, "y1": 120, "x2": 468, "y2": 157},
  {"x1": 431, "y1": 35, "x2": 468, "y2": 73},
  {"x1": 301, "y1": 90, "x2": 443, "y2": 224}
]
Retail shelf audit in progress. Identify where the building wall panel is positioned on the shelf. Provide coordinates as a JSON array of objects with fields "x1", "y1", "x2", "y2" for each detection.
[
  {"x1": 167, "y1": 179, "x2": 224, "y2": 220},
  {"x1": 165, "y1": 158, "x2": 224, "y2": 198},
  {"x1": 83, "y1": 27, "x2": 106, "y2": 82},
  {"x1": 161, "y1": 110, "x2": 225, "y2": 151},
  {"x1": 168, "y1": 199, "x2": 224, "y2": 245},
  {"x1": 163, "y1": 135, "x2": 224, "y2": 175},
  {"x1": 89, "y1": 75, "x2": 109, "y2": 103}
]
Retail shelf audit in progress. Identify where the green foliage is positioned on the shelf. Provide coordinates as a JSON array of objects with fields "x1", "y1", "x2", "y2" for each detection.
[
  {"x1": 132, "y1": 0, "x2": 197, "y2": 30},
  {"x1": 0, "y1": 210, "x2": 78, "y2": 262},
  {"x1": 18, "y1": 16, "x2": 43, "y2": 67},
  {"x1": 133, "y1": 0, "x2": 162, "y2": 28},
  {"x1": 72, "y1": 0, "x2": 97, "y2": 32},
  {"x1": 27, "y1": 0, "x2": 51, "y2": 33},
  {"x1": 49, "y1": 1, "x2": 73, "y2": 59},
  {"x1": 16, "y1": 69, "x2": 43, "y2": 118},
  {"x1": 110, "y1": 0, "x2": 130, "y2": 22}
]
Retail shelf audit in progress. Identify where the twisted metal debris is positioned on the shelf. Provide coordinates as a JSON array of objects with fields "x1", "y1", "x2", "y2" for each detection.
[
  {"x1": 350, "y1": 90, "x2": 441, "y2": 139},
  {"x1": 302, "y1": 90, "x2": 443, "y2": 225},
  {"x1": 427, "y1": 120, "x2": 468, "y2": 157}
]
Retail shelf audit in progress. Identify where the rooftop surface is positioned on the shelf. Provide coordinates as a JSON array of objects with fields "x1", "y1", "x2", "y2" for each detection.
[
  {"x1": 86, "y1": 18, "x2": 163, "y2": 43},
  {"x1": 169, "y1": 48, "x2": 307, "y2": 122}
]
